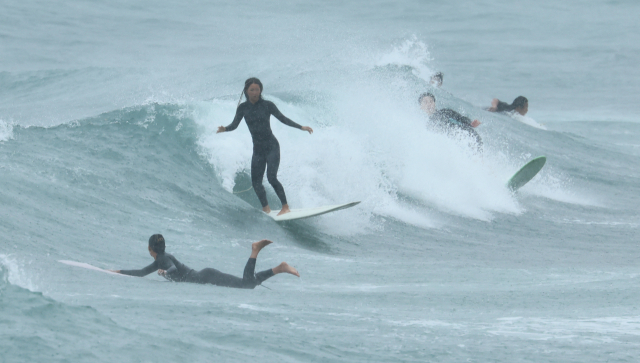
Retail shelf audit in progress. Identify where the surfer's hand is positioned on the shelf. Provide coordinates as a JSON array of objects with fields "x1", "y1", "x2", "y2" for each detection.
[
  {"x1": 301, "y1": 126, "x2": 313, "y2": 134},
  {"x1": 487, "y1": 98, "x2": 499, "y2": 112},
  {"x1": 109, "y1": 270, "x2": 121, "y2": 273},
  {"x1": 157, "y1": 269, "x2": 166, "y2": 277},
  {"x1": 216, "y1": 126, "x2": 226, "y2": 133},
  {"x1": 471, "y1": 120, "x2": 481, "y2": 128}
]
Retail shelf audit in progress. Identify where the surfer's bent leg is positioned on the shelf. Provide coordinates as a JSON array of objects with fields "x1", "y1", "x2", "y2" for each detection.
[
  {"x1": 251, "y1": 147, "x2": 269, "y2": 207},
  {"x1": 265, "y1": 139, "x2": 288, "y2": 206},
  {"x1": 189, "y1": 262, "x2": 273, "y2": 289},
  {"x1": 191, "y1": 268, "x2": 245, "y2": 288},
  {"x1": 242, "y1": 257, "x2": 274, "y2": 288}
]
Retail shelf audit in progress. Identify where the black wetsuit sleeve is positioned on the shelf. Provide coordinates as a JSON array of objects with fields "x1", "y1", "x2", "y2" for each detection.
[
  {"x1": 119, "y1": 261, "x2": 158, "y2": 277},
  {"x1": 156, "y1": 254, "x2": 180, "y2": 280},
  {"x1": 268, "y1": 102, "x2": 302, "y2": 129},
  {"x1": 450, "y1": 110, "x2": 473, "y2": 126},
  {"x1": 224, "y1": 105, "x2": 244, "y2": 132},
  {"x1": 442, "y1": 109, "x2": 472, "y2": 126},
  {"x1": 496, "y1": 101, "x2": 511, "y2": 112}
]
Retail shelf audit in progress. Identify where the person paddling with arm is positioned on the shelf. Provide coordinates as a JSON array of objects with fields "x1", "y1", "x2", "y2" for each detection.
[
  {"x1": 111, "y1": 234, "x2": 299, "y2": 288},
  {"x1": 217, "y1": 77, "x2": 313, "y2": 216},
  {"x1": 487, "y1": 96, "x2": 528, "y2": 116}
]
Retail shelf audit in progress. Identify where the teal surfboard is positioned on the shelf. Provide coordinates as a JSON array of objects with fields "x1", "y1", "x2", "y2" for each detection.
[{"x1": 506, "y1": 156, "x2": 546, "y2": 191}]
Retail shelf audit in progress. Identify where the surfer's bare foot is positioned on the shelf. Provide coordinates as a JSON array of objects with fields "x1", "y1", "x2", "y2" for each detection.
[
  {"x1": 262, "y1": 206, "x2": 271, "y2": 214},
  {"x1": 250, "y1": 239, "x2": 273, "y2": 258},
  {"x1": 277, "y1": 204, "x2": 291, "y2": 216},
  {"x1": 273, "y1": 262, "x2": 300, "y2": 277}
]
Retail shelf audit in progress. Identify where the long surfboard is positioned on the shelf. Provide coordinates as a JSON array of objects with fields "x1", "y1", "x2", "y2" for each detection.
[
  {"x1": 267, "y1": 201, "x2": 360, "y2": 222},
  {"x1": 59, "y1": 260, "x2": 131, "y2": 277},
  {"x1": 507, "y1": 156, "x2": 546, "y2": 191}
]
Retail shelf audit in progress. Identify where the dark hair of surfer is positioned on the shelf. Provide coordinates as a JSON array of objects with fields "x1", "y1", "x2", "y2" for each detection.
[
  {"x1": 511, "y1": 96, "x2": 528, "y2": 109},
  {"x1": 237, "y1": 77, "x2": 264, "y2": 106},
  {"x1": 148, "y1": 234, "x2": 166, "y2": 254},
  {"x1": 418, "y1": 92, "x2": 435, "y2": 104}
]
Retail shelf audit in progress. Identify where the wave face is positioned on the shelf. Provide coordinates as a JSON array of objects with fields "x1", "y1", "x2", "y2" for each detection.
[{"x1": 1, "y1": 0, "x2": 640, "y2": 362}]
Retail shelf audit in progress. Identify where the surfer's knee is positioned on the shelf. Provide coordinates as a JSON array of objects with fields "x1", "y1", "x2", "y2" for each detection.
[
  {"x1": 266, "y1": 173, "x2": 280, "y2": 186},
  {"x1": 252, "y1": 179, "x2": 265, "y2": 190}
]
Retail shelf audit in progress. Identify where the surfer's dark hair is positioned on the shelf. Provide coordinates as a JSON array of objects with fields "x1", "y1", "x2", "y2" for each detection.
[
  {"x1": 148, "y1": 234, "x2": 165, "y2": 254},
  {"x1": 236, "y1": 77, "x2": 264, "y2": 106},
  {"x1": 243, "y1": 77, "x2": 263, "y2": 100},
  {"x1": 496, "y1": 96, "x2": 528, "y2": 112},
  {"x1": 512, "y1": 96, "x2": 528, "y2": 109},
  {"x1": 418, "y1": 92, "x2": 435, "y2": 104},
  {"x1": 431, "y1": 72, "x2": 443, "y2": 82}
]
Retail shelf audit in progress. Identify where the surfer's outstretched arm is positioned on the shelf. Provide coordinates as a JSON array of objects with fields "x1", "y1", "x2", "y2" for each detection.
[
  {"x1": 117, "y1": 261, "x2": 158, "y2": 277},
  {"x1": 268, "y1": 102, "x2": 313, "y2": 134},
  {"x1": 217, "y1": 105, "x2": 244, "y2": 133}
]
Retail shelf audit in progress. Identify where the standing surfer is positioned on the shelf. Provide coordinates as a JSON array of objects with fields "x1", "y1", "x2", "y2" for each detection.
[{"x1": 217, "y1": 78, "x2": 313, "y2": 216}]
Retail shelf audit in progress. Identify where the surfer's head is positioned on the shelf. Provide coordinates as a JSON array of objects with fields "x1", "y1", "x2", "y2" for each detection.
[
  {"x1": 419, "y1": 93, "x2": 436, "y2": 115},
  {"x1": 148, "y1": 234, "x2": 166, "y2": 256},
  {"x1": 512, "y1": 96, "x2": 528, "y2": 116},
  {"x1": 243, "y1": 77, "x2": 263, "y2": 104},
  {"x1": 430, "y1": 72, "x2": 443, "y2": 87}
]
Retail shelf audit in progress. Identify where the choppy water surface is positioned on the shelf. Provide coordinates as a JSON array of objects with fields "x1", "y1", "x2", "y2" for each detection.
[{"x1": 1, "y1": 1, "x2": 639, "y2": 362}]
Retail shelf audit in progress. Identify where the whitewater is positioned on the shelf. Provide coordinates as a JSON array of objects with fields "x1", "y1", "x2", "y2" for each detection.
[{"x1": 1, "y1": 1, "x2": 639, "y2": 362}]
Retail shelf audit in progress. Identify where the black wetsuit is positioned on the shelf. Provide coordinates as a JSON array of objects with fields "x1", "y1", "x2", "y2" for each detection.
[
  {"x1": 430, "y1": 108, "x2": 483, "y2": 152},
  {"x1": 494, "y1": 101, "x2": 509, "y2": 112},
  {"x1": 119, "y1": 253, "x2": 274, "y2": 289},
  {"x1": 225, "y1": 99, "x2": 302, "y2": 208}
]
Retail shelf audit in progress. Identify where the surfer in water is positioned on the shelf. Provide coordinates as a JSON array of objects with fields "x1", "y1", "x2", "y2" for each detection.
[
  {"x1": 217, "y1": 77, "x2": 313, "y2": 216},
  {"x1": 111, "y1": 234, "x2": 299, "y2": 288},
  {"x1": 419, "y1": 93, "x2": 483, "y2": 152},
  {"x1": 430, "y1": 72, "x2": 443, "y2": 88},
  {"x1": 487, "y1": 96, "x2": 528, "y2": 116}
]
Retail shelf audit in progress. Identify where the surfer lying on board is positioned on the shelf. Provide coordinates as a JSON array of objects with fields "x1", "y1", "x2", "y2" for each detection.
[
  {"x1": 217, "y1": 77, "x2": 313, "y2": 216},
  {"x1": 111, "y1": 234, "x2": 299, "y2": 288},
  {"x1": 487, "y1": 96, "x2": 528, "y2": 116},
  {"x1": 419, "y1": 93, "x2": 483, "y2": 152}
]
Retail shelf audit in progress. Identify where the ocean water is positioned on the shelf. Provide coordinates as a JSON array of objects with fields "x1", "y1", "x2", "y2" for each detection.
[{"x1": 1, "y1": 1, "x2": 639, "y2": 362}]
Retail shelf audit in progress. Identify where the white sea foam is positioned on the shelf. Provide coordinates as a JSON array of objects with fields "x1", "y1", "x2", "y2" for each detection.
[
  {"x1": 0, "y1": 254, "x2": 38, "y2": 292},
  {"x1": 0, "y1": 119, "x2": 14, "y2": 142},
  {"x1": 511, "y1": 113, "x2": 548, "y2": 130},
  {"x1": 490, "y1": 316, "x2": 640, "y2": 341},
  {"x1": 194, "y1": 77, "x2": 525, "y2": 234},
  {"x1": 375, "y1": 36, "x2": 434, "y2": 80}
]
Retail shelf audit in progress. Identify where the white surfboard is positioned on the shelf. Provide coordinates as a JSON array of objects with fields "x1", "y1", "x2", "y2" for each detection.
[
  {"x1": 59, "y1": 260, "x2": 131, "y2": 277},
  {"x1": 267, "y1": 201, "x2": 360, "y2": 222}
]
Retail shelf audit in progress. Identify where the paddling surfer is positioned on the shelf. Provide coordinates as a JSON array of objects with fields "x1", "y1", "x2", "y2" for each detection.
[
  {"x1": 487, "y1": 96, "x2": 528, "y2": 116},
  {"x1": 111, "y1": 234, "x2": 299, "y2": 288},
  {"x1": 217, "y1": 78, "x2": 313, "y2": 216}
]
